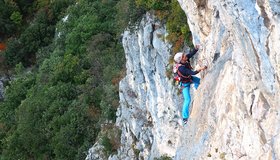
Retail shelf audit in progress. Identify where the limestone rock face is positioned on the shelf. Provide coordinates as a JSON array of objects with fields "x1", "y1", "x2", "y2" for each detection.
[
  {"x1": 112, "y1": 13, "x2": 183, "y2": 160},
  {"x1": 86, "y1": 12, "x2": 183, "y2": 160},
  {"x1": 176, "y1": 0, "x2": 280, "y2": 159},
  {"x1": 85, "y1": 142, "x2": 106, "y2": 160},
  {"x1": 87, "y1": 1, "x2": 280, "y2": 159}
]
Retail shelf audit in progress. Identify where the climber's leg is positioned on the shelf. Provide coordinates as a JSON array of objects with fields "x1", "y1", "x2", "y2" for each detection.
[{"x1": 182, "y1": 83, "x2": 191, "y2": 119}]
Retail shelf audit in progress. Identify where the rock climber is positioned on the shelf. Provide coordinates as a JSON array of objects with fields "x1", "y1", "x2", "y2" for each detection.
[{"x1": 174, "y1": 45, "x2": 207, "y2": 125}]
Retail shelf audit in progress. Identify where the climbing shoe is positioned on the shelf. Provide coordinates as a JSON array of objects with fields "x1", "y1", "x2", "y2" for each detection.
[{"x1": 183, "y1": 118, "x2": 188, "y2": 125}]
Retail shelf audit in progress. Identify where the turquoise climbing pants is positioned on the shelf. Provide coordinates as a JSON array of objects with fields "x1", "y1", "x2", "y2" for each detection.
[{"x1": 182, "y1": 76, "x2": 200, "y2": 119}]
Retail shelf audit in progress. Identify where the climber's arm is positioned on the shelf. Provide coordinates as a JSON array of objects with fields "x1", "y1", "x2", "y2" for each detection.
[
  {"x1": 180, "y1": 66, "x2": 207, "y2": 75},
  {"x1": 187, "y1": 48, "x2": 198, "y2": 59},
  {"x1": 187, "y1": 44, "x2": 200, "y2": 59},
  {"x1": 180, "y1": 67, "x2": 199, "y2": 75}
]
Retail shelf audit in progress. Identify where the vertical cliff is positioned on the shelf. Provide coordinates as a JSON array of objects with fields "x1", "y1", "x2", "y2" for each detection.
[
  {"x1": 112, "y1": 12, "x2": 183, "y2": 160},
  {"x1": 175, "y1": 0, "x2": 280, "y2": 159},
  {"x1": 87, "y1": 1, "x2": 279, "y2": 159}
]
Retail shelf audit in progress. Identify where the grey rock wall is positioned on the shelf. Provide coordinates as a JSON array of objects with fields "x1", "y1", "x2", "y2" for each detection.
[
  {"x1": 112, "y1": 13, "x2": 183, "y2": 160},
  {"x1": 176, "y1": 0, "x2": 280, "y2": 159},
  {"x1": 87, "y1": 0, "x2": 280, "y2": 159}
]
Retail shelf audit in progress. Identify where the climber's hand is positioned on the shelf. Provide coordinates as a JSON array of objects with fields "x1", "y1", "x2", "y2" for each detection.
[
  {"x1": 203, "y1": 66, "x2": 207, "y2": 70},
  {"x1": 198, "y1": 66, "x2": 207, "y2": 72}
]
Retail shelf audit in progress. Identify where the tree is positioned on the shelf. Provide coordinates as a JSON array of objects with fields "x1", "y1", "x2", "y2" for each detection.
[
  {"x1": 0, "y1": 1, "x2": 18, "y2": 36},
  {"x1": 0, "y1": 73, "x2": 35, "y2": 158},
  {"x1": 10, "y1": 11, "x2": 22, "y2": 25},
  {"x1": 0, "y1": 0, "x2": 126, "y2": 159}
]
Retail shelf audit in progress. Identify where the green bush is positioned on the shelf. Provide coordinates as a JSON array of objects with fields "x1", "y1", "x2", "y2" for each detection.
[
  {"x1": 121, "y1": 0, "x2": 192, "y2": 53},
  {"x1": 101, "y1": 136, "x2": 113, "y2": 156},
  {"x1": 166, "y1": 0, "x2": 192, "y2": 52},
  {"x1": 116, "y1": 0, "x2": 146, "y2": 32},
  {"x1": 0, "y1": 1, "x2": 19, "y2": 36},
  {"x1": 136, "y1": 0, "x2": 170, "y2": 10},
  {"x1": 100, "y1": 126, "x2": 121, "y2": 157},
  {"x1": 4, "y1": 9, "x2": 55, "y2": 67},
  {"x1": 3, "y1": 39, "x2": 24, "y2": 67},
  {"x1": 155, "y1": 154, "x2": 173, "y2": 160},
  {"x1": 10, "y1": 11, "x2": 22, "y2": 25}
]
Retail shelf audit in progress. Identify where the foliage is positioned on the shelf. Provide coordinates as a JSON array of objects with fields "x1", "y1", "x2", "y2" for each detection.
[
  {"x1": 116, "y1": 0, "x2": 146, "y2": 32},
  {"x1": 154, "y1": 154, "x2": 173, "y2": 160},
  {"x1": 0, "y1": 0, "x2": 18, "y2": 36},
  {"x1": 166, "y1": 0, "x2": 192, "y2": 52},
  {"x1": 135, "y1": 0, "x2": 193, "y2": 82},
  {"x1": 100, "y1": 125, "x2": 121, "y2": 157},
  {"x1": 0, "y1": 0, "x2": 124, "y2": 159},
  {"x1": 10, "y1": 11, "x2": 22, "y2": 26},
  {"x1": 135, "y1": 0, "x2": 170, "y2": 10},
  {"x1": 101, "y1": 136, "x2": 113, "y2": 156},
  {"x1": 117, "y1": 0, "x2": 192, "y2": 54},
  {"x1": 15, "y1": 0, "x2": 35, "y2": 15},
  {"x1": 2, "y1": 0, "x2": 75, "y2": 67},
  {"x1": 49, "y1": 0, "x2": 75, "y2": 21},
  {"x1": 0, "y1": 0, "x2": 191, "y2": 159}
]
